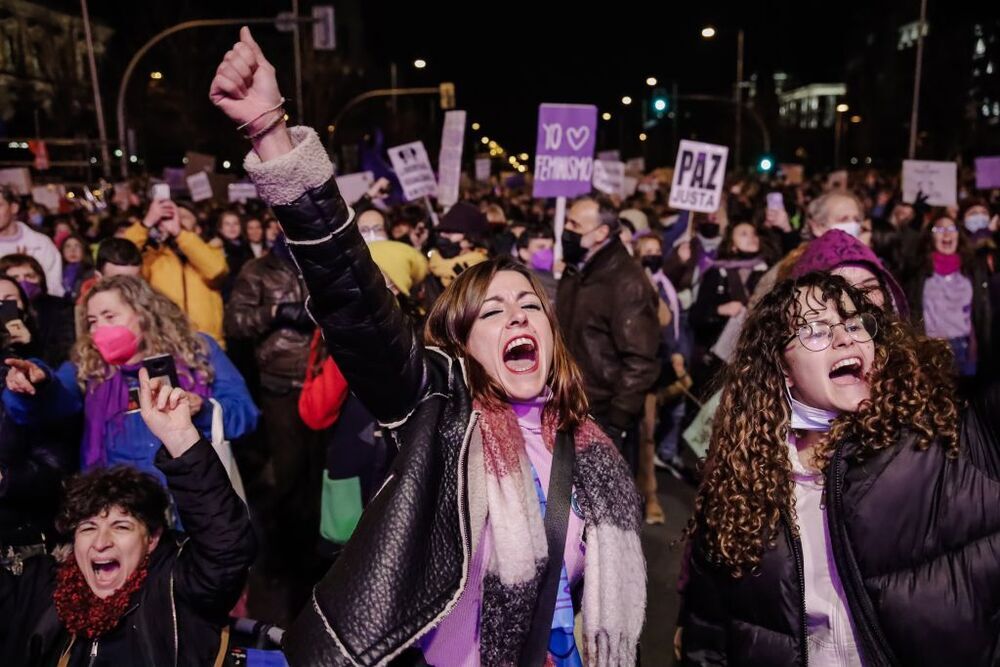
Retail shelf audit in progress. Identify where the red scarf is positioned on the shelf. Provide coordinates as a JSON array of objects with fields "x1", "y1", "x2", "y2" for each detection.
[{"x1": 53, "y1": 557, "x2": 149, "y2": 639}]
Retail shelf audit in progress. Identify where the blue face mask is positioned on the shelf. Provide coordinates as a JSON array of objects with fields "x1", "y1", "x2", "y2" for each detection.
[{"x1": 786, "y1": 384, "x2": 839, "y2": 432}]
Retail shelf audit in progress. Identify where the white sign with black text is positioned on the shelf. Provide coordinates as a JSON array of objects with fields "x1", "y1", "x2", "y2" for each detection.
[
  {"x1": 388, "y1": 141, "x2": 437, "y2": 201},
  {"x1": 668, "y1": 140, "x2": 729, "y2": 213}
]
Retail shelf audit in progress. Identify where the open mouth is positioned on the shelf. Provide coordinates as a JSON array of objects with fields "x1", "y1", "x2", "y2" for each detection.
[
  {"x1": 503, "y1": 335, "x2": 539, "y2": 374},
  {"x1": 91, "y1": 558, "x2": 121, "y2": 585},
  {"x1": 828, "y1": 356, "x2": 864, "y2": 386}
]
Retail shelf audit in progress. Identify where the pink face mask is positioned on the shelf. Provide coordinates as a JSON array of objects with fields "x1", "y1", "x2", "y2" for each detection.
[{"x1": 91, "y1": 325, "x2": 139, "y2": 366}]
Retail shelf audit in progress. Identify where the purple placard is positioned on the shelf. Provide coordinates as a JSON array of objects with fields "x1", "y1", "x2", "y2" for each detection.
[
  {"x1": 975, "y1": 156, "x2": 1000, "y2": 190},
  {"x1": 532, "y1": 103, "x2": 597, "y2": 198}
]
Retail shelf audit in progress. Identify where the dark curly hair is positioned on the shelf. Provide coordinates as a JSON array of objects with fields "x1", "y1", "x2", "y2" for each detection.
[
  {"x1": 689, "y1": 272, "x2": 959, "y2": 577},
  {"x1": 56, "y1": 465, "x2": 170, "y2": 538}
]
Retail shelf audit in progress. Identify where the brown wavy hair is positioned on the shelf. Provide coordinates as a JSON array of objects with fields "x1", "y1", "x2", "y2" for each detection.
[
  {"x1": 690, "y1": 272, "x2": 959, "y2": 577},
  {"x1": 424, "y1": 257, "x2": 589, "y2": 431},
  {"x1": 74, "y1": 275, "x2": 213, "y2": 387}
]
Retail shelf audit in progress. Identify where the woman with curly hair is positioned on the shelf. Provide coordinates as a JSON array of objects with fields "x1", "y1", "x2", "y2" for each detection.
[
  {"x1": 1, "y1": 275, "x2": 257, "y2": 486},
  {"x1": 679, "y1": 271, "x2": 1000, "y2": 666}
]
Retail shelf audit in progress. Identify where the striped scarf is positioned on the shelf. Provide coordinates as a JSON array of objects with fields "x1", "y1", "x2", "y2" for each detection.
[{"x1": 474, "y1": 402, "x2": 646, "y2": 666}]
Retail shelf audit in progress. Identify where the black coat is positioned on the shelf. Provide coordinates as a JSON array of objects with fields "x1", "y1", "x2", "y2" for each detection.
[
  {"x1": 0, "y1": 439, "x2": 255, "y2": 667},
  {"x1": 0, "y1": 396, "x2": 74, "y2": 546},
  {"x1": 681, "y1": 385, "x2": 1000, "y2": 666},
  {"x1": 33, "y1": 295, "x2": 76, "y2": 369},
  {"x1": 556, "y1": 239, "x2": 661, "y2": 428},
  {"x1": 689, "y1": 262, "x2": 766, "y2": 351}
]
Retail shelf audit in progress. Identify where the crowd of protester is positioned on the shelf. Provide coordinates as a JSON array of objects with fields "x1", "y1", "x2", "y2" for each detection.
[{"x1": 0, "y1": 27, "x2": 997, "y2": 666}]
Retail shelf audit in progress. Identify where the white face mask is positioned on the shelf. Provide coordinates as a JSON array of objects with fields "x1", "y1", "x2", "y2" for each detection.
[
  {"x1": 786, "y1": 384, "x2": 840, "y2": 432},
  {"x1": 360, "y1": 229, "x2": 387, "y2": 244},
  {"x1": 829, "y1": 221, "x2": 862, "y2": 239},
  {"x1": 964, "y1": 213, "x2": 990, "y2": 234}
]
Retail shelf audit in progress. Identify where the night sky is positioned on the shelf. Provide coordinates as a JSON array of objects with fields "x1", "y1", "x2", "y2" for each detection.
[{"x1": 52, "y1": 0, "x2": 990, "y2": 166}]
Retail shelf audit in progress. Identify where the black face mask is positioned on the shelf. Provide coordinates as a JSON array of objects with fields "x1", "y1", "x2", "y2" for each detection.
[
  {"x1": 698, "y1": 222, "x2": 721, "y2": 239},
  {"x1": 561, "y1": 229, "x2": 586, "y2": 265},
  {"x1": 435, "y1": 236, "x2": 461, "y2": 259},
  {"x1": 640, "y1": 255, "x2": 662, "y2": 272}
]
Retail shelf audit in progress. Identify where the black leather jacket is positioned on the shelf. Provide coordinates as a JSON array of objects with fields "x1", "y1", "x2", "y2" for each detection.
[
  {"x1": 266, "y1": 177, "x2": 474, "y2": 666},
  {"x1": 251, "y1": 132, "x2": 641, "y2": 666}
]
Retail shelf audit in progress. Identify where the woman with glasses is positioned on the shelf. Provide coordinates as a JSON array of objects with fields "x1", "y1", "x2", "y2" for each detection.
[
  {"x1": 907, "y1": 211, "x2": 993, "y2": 385},
  {"x1": 678, "y1": 271, "x2": 1000, "y2": 666}
]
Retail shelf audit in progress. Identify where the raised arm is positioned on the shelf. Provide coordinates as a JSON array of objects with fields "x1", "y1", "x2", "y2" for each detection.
[{"x1": 209, "y1": 28, "x2": 424, "y2": 424}]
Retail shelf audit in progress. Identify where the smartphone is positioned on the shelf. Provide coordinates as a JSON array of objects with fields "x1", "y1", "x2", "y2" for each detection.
[
  {"x1": 142, "y1": 353, "x2": 179, "y2": 388},
  {"x1": 151, "y1": 183, "x2": 171, "y2": 201},
  {"x1": 0, "y1": 301, "x2": 20, "y2": 326},
  {"x1": 766, "y1": 192, "x2": 784, "y2": 211}
]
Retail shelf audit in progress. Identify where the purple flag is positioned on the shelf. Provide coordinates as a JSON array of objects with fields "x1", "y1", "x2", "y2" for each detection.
[
  {"x1": 975, "y1": 156, "x2": 1000, "y2": 190},
  {"x1": 532, "y1": 104, "x2": 597, "y2": 198}
]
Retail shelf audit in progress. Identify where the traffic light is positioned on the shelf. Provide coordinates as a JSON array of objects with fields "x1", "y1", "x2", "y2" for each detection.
[
  {"x1": 651, "y1": 87, "x2": 670, "y2": 119},
  {"x1": 757, "y1": 155, "x2": 775, "y2": 173},
  {"x1": 439, "y1": 82, "x2": 456, "y2": 110}
]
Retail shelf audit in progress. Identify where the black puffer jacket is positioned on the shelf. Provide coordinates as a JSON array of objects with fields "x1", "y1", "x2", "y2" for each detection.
[
  {"x1": 681, "y1": 385, "x2": 1000, "y2": 666},
  {"x1": 0, "y1": 439, "x2": 256, "y2": 667}
]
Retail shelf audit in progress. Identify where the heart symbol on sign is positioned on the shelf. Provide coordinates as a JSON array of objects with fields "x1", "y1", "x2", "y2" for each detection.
[{"x1": 566, "y1": 126, "x2": 590, "y2": 151}]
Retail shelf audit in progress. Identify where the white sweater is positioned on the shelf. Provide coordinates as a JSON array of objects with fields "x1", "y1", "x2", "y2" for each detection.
[
  {"x1": 0, "y1": 222, "x2": 64, "y2": 297},
  {"x1": 787, "y1": 436, "x2": 862, "y2": 666}
]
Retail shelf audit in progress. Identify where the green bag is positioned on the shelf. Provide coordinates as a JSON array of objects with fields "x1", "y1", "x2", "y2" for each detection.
[{"x1": 319, "y1": 473, "x2": 364, "y2": 545}]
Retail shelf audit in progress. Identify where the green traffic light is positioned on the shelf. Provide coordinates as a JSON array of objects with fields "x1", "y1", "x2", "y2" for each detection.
[{"x1": 653, "y1": 99, "x2": 667, "y2": 112}]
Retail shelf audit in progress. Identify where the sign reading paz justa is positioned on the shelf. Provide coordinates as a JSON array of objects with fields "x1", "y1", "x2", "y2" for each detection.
[
  {"x1": 668, "y1": 140, "x2": 728, "y2": 213},
  {"x1": 388, "y1": 141, "x2": 437, "y2": 201}
]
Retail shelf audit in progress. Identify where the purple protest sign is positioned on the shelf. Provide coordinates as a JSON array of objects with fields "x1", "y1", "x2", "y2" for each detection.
[
  {"x1": 975, "y1": 156, "x2": 1000, "y2": 190},
  {"x1": 532, "y1": 104, "x2": 597, "y2": 198}
]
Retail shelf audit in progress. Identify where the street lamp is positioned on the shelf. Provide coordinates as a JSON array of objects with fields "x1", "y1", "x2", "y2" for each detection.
[
  {"x1": 701, "y1": 25, "x2": 745, "y2": 167},
  {"x1": 646, "y1": 76, "x2": 657, "y2": 87},
  {"x1": 639, "y1": 132, "x2": 647, "y2": 142},
  {"x1": 413, "y1": 59, "x2": 427, "y2": 69},
  {"x1": 834, "y1": 103, "x2": 849, "y2": 167},
  {"x1": 471, "y1": 122, "x2": 480, "y2": 130},
  {"x1": 621, "y1": 96, "x2": 632, "y2": 106},
  {"x1": 602, "y1": 112, "x2": 612, "y2": 121},
  {"x1": 150, "y1": 71, "x2": 163, "y2": 80}
]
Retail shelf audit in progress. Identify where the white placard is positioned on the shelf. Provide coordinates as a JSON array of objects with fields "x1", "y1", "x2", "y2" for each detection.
[
  {"x1": 597, "y1": 149, "x2": 621, "y2": 162},
  {"x1": 186, "y1": 171, "x2": 213, "y2": 203},
  {"x1": 902, "y1": 159, "x2": 957, "y2": 207},
  {"x1": 623, "y1": 176, "x2": 639, "y2": 197},
  {"x1": 0, "y1": 168, "x2": 32, "y2": 195},
  {"x1": 668, "y1": 140, "x2": 729, "y2": 213},
  {"x1": 625, "y1": 157, "x2": 645, "y2": 175},
  {"x1": 31, "y1": 184, "x2": 65, "y2": 211},
  {"x1": 437, "y1": 110, "x2": 466, "y2": 207},
  {"x1": 334, "y1": 171, "x2": 374, "y2": 205},
  {"x1": 227, "y1": 182, "x2": 258, "y2": 203},
  {"x1": 388, "y1": 141, "x2": 437, "y2": 201},
  {"x1": 592, "y1": 160, "x2": 626, "y2": 197},
  {"x1": 475, "y1": 157, "x2": 491, "y2": 183}
]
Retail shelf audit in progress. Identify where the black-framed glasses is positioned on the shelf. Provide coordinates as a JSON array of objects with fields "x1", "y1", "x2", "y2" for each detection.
[{"x1": 783, "y1": 313, "x2": 878, "y2": 352}]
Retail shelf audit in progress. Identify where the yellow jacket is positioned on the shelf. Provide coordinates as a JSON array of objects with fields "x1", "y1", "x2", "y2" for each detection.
[{"x1": 123, "y1": 223, "x2": 228, "y2": 345}]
